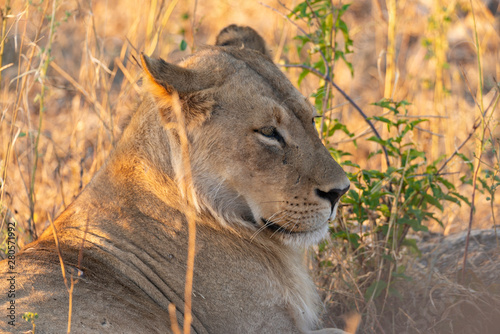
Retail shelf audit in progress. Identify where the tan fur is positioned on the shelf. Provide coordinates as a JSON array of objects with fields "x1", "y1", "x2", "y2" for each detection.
[{"x1": 0, "y1": 26, "x2": 350, "y2": 334}]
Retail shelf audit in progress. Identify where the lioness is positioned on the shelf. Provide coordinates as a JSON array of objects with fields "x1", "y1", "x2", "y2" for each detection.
[{"x1": 0, "y1": 25, "x2": 350, "y2": 334}]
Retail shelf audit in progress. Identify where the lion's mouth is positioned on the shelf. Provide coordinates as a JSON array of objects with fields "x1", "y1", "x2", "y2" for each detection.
[{"x1": 260, "y1": 218, "x2": 312, "y2": 235}]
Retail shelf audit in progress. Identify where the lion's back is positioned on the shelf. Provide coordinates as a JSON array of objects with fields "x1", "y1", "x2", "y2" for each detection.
[{"x1": 0, "y1": 250, "x2": 172, "y2": 334}]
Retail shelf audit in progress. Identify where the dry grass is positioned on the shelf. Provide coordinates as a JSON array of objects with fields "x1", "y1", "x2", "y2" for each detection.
[{"x1": 1, "y1": 0, "x2": 499, "y2": 333}]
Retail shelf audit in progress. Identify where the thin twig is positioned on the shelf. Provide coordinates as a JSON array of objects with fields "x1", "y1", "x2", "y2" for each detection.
[
  {"x1": 168, "y1": 304, "x2": 182, "y2": 334},
  {"x1": 261, "y1": 2, "x2": 331, "y2": 77},
  {"x1": 167, "y1": 92, "x2": 197, "y2": 334},
  {"x1": 191, "y1": 0, "x2": 198, "y2": 51},
  {"x1": 50, "y1": 62, "x2": 112, "y2": 133},
  {"x1": 462, "y1": 0, "x2": 497, "y2": 283},
  {"x1": 438, "y1": 88, "x2": 499, "y2": 175},
  {"x1": 49, "y1": 215, "x2": 75, "y2": 334},
  {"x1": 396, "y1": 114, "x2": 448, "y2": 118},
  {"x1": 414, "y1": 126, "x2": 444, "y2": 137},
  {"x1": 261, "y1": 2, "x2": 310, "y2": 43},
  {"x1": 0, "y1": 0, "x2": 11, "y2": 84},
  {"x1": 336, "y1": 126, "x2": 372, "y2": 144},
  {"x1": 114, "y1": 58, "x2": 141, "y2": 94},
  {"x1": 325, "y1": 98, "x2": 361, "y2": 113}
]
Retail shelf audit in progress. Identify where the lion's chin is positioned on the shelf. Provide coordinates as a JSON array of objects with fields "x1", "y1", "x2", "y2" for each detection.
[
  {"x1": 259, "y1": 217, "x2": 330, "y2": 248},
  {"x1": 279, "y1": 223, "x2": 330, "y2": 248}
]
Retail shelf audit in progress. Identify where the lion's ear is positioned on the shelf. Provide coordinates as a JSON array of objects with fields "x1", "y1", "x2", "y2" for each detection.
[
  {"x1": 215, "y1": 25, "x2": 270, "y2": 57},
  {"x1": 141, "y1": 54, "x2": 215, "y2": 128},
  {"x1": 141, "y1": 54, "x2": 218, "y2": 94}
]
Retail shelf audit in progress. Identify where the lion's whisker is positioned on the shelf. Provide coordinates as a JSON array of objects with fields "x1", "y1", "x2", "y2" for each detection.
[
  {"x1": 250, "y1": 210, "x2": 288, "y2": 241},
  {"x1": 258, "y1": 200, "x2": 287, "y2": 204}
]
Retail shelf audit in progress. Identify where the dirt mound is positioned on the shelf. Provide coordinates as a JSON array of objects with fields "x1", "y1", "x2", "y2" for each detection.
[
  {"x1": 387, "y1": 229, "x2": 500, "y2": 334},
  {"x1": 322, "y1": 229, "x2": 500, "y2": 333},
  {"x1": 418, "y1": 229, "x2": 500, "y2": 287}
]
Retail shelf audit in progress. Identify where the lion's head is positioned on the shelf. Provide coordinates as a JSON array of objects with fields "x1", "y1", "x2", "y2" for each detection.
[
  {"x1": 0, "y1": 25, "x2": 353, "y2": 334},
  {"x1": 139, "y1": 25, "x2": 350, "y2": 247}
]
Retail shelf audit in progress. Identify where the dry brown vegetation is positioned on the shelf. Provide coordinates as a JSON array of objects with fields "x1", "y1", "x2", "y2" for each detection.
[{"x1": 1, "y1": 0, "x2": 499, "y2": 333}]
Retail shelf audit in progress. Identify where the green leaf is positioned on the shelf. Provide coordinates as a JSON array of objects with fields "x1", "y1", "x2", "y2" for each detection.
[
  {"x1": 367, "y1": 149, "x2": 383, "y2": 159},
  {"x1": 396, "y1": 100, "x2": 411, "y2": 108},
  {"x1": 457, "y1": 153, "x2": 473, "y2": 171},
  {"x1": 325, "y1": 13, "x2": 333, "y2": 31},
  {"x1": 382, "y1": 253, "x2": 395, "y2": 262},
  {"x1": 398, "y1": 218, "x2": 428, "y2": 232},
  {"x1": 364, "y1": 280, "x2": 388, "y2": 301},
  {"x1": 343, "y1": 189, "x2": 359, "y2": 203},
  {"x1": 341, "y1": 4, "x2": 351, "y2": 12},
  {"x1": 372, "y1": 116, "x2": 393, "y2": 124},
  {"x1": 380, "y1": 204, "x2": 390, "y2": 217},
  {"x1": 367, "y1": 136, "x2": 387, "y2": 146},
  {"x1": 388, "y1": 286, "x2": 403, "y2": 299},
  {"x1": 331, "y1": 231, "x2": 360, "y2": 249},
  {"x1": 447, "y1": 191, "x2": 471, "y2": 206},
  {"x1": 318, "y1": 239, "x2": 328, "y2": 253},
  {"x1": 179, "y1": 39, "x2": 187, "y2": 51},
  {"x1": 423, "y1": 193, "x2": 443, "y2": 211},
  {"x1": 438, "y1": 177, "x2": 455, "y2": 190},
  {"x1": 443, "y1": 194, "x2": 461, "y2": 205},
  {"x1": 341, "y1": 160, "x2": 360, "y2": 168},
  {"x1": 337, "y1": 19, "x2": 348, "y2": 34},
  {"x1": 460, "y1": 175, "x2": 473, "y2": 185},
  {"x1": 297, "y1": 68, "x2": 310, "y2": 86},
  {"x1": 401, "y1": 238, "x2": 421, "y2": 256}
]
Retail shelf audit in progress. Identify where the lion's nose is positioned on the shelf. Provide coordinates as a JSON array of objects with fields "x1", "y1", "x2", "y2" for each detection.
[{"x1": 315, "y1": 185, "x2": 350, "y2": 208}]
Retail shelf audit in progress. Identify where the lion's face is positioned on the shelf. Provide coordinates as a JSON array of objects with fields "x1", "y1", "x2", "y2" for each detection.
[{"x1": 142, "y1": 33, "x2": 349, "y2": 247}]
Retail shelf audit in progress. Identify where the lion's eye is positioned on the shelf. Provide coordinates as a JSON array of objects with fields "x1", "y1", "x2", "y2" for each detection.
[
  {"x1": 256, "y1": 126, "x2": 283, "y2": 142},
  {"x1": 260, "y1": 126, "x2": 276, "y2": 137}
]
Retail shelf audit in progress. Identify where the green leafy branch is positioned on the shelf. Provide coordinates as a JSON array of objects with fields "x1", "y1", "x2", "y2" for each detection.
[{"x1": 263, "y1": 0, "x2": 391, "y2": 167}]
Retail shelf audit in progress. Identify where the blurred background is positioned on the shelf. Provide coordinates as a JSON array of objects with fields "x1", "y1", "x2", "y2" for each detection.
[{"x1": 0, "y1": 0, "x2": 499, "y2": 332}]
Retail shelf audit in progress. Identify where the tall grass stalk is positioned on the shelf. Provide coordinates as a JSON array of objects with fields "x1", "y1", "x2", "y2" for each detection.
[
  {"x1": 2, "y1": 2, "x2": 45, "y2": 239},
  {"x1": 429, "y1": 1, "x2": 451, "y2": 160},
  {"x1": 28, "y1": 0, "x2": 58, "y2": 239},
  {"x1": 173, "y1": 95, "x2": 197, "y2": 334},
  {"x1": 49, "y1": 214, "x2": 75, "y2": 333},
  {"x1": 145, "y1": 0, "x2": 179, "y2": 55},
  {"x1": 461, "y1": 0, "x2": 489, "y2": 282},
  {"x1": 384, "y1": 0, "x2": 396, "y2": 99},
  {"x1": 157, "y1": 90, "x2": 197, "y2": 334},
  {"x1": 0, "y1": 0, "x2": 11, "y2": 84}
]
